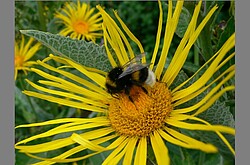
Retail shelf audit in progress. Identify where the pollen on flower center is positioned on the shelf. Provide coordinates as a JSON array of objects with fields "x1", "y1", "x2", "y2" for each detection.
[
  {"x1": 73, "y1": 21, "x2": 89, "y2": 34},
  {"x1": 108, "y1": 82, "x2": 173, "y2": 137},
  {"x1": 15, "y1": 55, "x2": 24, "y2": 67}
]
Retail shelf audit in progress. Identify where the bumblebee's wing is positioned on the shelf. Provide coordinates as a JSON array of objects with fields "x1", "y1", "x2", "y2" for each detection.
[
  {"x1": 118, "y1": 63, "x2": 150, "y2": 79},
  {"x1": 122, "y1": 53, "x2": 146, "y2": 68}
]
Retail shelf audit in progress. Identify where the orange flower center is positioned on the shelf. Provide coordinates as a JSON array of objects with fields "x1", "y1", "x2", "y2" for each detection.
[
  {"x1": 73, "y1": 21, "x2": 89, "y2": 34},
  {"x1": 15, "y1": 55, "x2": 24, "y2": 67},
  {"x1": 108, "y1": 82, "x2": 173, "y2": 137}
]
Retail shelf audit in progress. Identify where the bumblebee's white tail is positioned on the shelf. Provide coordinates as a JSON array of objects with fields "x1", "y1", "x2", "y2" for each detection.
[{"x1": 145, "y1": 69, "x2": 156, "y2": 87}]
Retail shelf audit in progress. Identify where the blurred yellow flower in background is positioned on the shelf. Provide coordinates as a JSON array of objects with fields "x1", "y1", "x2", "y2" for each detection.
[
  {"x1": 14, "y1": 35, "x2": 41, "y2": 80},
  {"x1": 55, "y1": 0, "x2": 102, "y2": 42}
]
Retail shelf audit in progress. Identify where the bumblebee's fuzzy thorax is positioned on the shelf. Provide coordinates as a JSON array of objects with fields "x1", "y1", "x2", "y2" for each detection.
[
  {"x1": 106, "y1": 66, "x2": 133, "y2": 95},
  {"x1": 105, "y1": 53, "x2": 156, "y2": 100},
  {"x1": 107, "y1": 67, "x2": 123, "y2": 82}
]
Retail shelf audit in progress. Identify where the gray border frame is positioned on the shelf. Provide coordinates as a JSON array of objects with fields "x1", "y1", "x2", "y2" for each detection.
[
  {"x1": 0, "y1": 0, "x2": 249, "y2": 165},
  {"x1": 0, "y1": 0, "x2": 14, "y2": 164},
  {"x1": 235, "y1": 0, "x2": 249, "y2": 164}
]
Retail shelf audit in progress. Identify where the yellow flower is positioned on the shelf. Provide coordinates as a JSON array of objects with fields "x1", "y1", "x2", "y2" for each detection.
[
  {"x1": 15, "y1": 1, "x2": 235, "y2": 165},
  {"x1": 14, "y1": 35, "x2": 41, "y2": 80},
  {"x1": 55, "y1": 0, "x2": 102, "y2": 42}
]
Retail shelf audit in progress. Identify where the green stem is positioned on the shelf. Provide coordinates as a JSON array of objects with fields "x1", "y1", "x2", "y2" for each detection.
[
  {"x1": 194, "y1": 45, "x2": 199, "y2": 66},
  {"x1": 37, "y1": 1, "x2": 54, "y2": 65},
  {"x1": 26, "y1": 91, "x2": 36, "y2": 114},
  {"x1": 196, "y1": 1, "x2": 215, "y2": 62},
  {"x1": 179, "y1": 146, "x2": 185, "y2": 160},
  {"x1": 198, "y1": 152, "x2": 205, "y2": 165},
  {"x1": 37, "y1": 1, "x2": 46, "y2": 31},
  {"x1": 197, "y1": 23, "x2": 213, "y2": 62}
]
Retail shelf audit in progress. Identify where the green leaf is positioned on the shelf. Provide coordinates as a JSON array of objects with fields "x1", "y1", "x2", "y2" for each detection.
[
  {"x1": 174, "y1": 72, "x2": 235, "y2": 157},
  {"x1": 170, "y1": 70, "x2": 235, "y2": 159},
  {"x1": 182, "y1": 61, "x2": 200, "y2": 73},
  {"x1": 196, "y1": 98, "x2": 235, "y2": 157},
  {"x1": 170, "y1": 148, "x2": 197, "y2": 165},
  {"x1": 199, "y1": 98, "x2": 234, "y2": 127},
  {"x1": 175, "y1": 5, "x2": 191, "y2": 38},
  {"x1": 87, "y1": 141, "x2": 113, "y2": 165},
  {"x1": 15, "y1": 151, "x2": 32, "y2": 165},
  {"x1": 15, "y1": 150, "x2": 49, "y2": 165},
  {"x1": 87, "y1": 152, "x2": 107, "y2": 165},
  {"x1": 147, "y1": 144, "x2": 157, "y2": 165},
  {"x1": 15, "y1": 86, "x2": 54, "y2": 123},
  {"x1": 169, "y1": 148, "x2": 223, "y2": 165},
  {"x1": 217, "y1": 16, "x2": 235, "y2": 51},
  {"x1": 203, "y1": 153, "x2": 223, "y2": 165},
  {"x1": 20, "y1": 30, "x2": 113, "y2": 72},
  {"x1": 15, "y1": 86, "x2": 37, "y2": 123},
  {"x1": 169, "y1": 70, "x2": 193, "y2": 90}
]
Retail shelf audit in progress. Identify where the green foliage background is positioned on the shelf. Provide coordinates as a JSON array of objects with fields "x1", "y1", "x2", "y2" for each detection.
[{"x1": 15, "y1": 1, "x2": 235, "y2": 165}]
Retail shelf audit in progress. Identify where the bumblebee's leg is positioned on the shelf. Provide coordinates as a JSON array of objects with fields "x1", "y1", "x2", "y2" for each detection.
[
  {"x1": 124, "y1": 86, "x2": 134, "y2": 103},
  {"x1": 128, "y1": 96, "x2": 134, "y2": 103},
  {"x1": 131, "y1": 80, "x2": 148, "y2": 94},
  {"x1": 141, "y1": 86, "x2": 148, "y2": 94}
]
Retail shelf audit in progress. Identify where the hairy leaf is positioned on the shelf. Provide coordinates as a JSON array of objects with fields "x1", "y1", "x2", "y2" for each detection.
[
  {"x1": 20, "y1": 30, "x2": 112, "y2": 72},
  {"x1": 171, "y1": 70, "x2": 235, "y2": 158},
  {"x1": 175, "y1": 5, "x2": 191, "y2": 38}
]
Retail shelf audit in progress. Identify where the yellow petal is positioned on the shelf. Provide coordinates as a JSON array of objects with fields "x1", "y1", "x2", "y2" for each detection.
[
  {"x1": 162, "y1": 0, "x2": 202, "y2": 84},
  {"x1": 162, "y1": 127, "x2": 217, "y2": 153},
  {"x1": 71, "y1": 133, "x2": 107, "y2": 151},
  {"x1": 21, "y1": 36, "x2": 33, "y2": 56},
  {"x1": 15, "y1": 116, "x2": 107, "y2": 128},
  {"x1": 165, "y1": 3, "x2": 218, "y2": 86},
  {"x1": 97, "y1": 5, "x2": 126, "y2": 65},
  {"x1": 14, "y1": 69, "x2": 18, "y2": 80},
  {"x1": 173, "y1": 84, "x2": 234, "y2": 114},
  {"x1": 26, "y1": 79, "x2": 107, "y2": 108},
  {"x1": 150, "y1": 0, "x2": 163, "y2": 70},
  {"x1": 192, "y1": 86, "x2": 235, "y2": 116},
  {"x1": 23, "y1": 90, "x2": 106, "y2": 113},
  {"x1": 154, "y1": 0, "x2": 184, "y2": 79},
  {"x1": 24, "y1": 42, "x2": 41, "y2": 61},
  {"x1": 45, "y1": 55, "x2": 109, "y2": 97},
  {"x1": 102, "y1": 136, "x2": 129, "y2": 165},
  {"x1": 106, "y1": 135, "x2": 127, "y2": 150},
  {"x1": 102, "y1": 23, "x2": 118, "y2": 67},
  {"x1": 173, "y1": 65, "x2": 235, "y2": 107},
  {"x1": 187, "y1": 116, "x2": 235, "y2": 155},
  {"x1": 172, "y1": 33, "x2": 235, "y2": 101},
  {"x1": 64, "y1": 58, "x2": 106, "y2": 89},
  {"x1": 123, "y1": 137, "x2": 138, "y2": 165},
  {"x1": 167, "y1": 115, "x2": 235, "y2": 135},
  {"x1": 24, "y1": 149, "x2": 101, "y2": 164},
  {"x1": 16, "y1": 119, "x2": 110, "y2": 146},
  {"x1": 113, "y1": 10, "x2": 145, "y2": 61},
  {"x1": 166, "y1": 114, "x2": 235, "y2": 155},
  {"x1": 172, "y1": 49, "x2": 220, "y2": 93},
  {"x1": 102, "y1": 23, "x2": 122, "y2": 65},
  {"x1": 16, "y1": 129, "x2": 115, "y2": 153},
  {"x1": 150, "y1": 131, "x2": 170, "y2": 165},
  {"x1": 29, "y1": 66, "x2": 107, "y2": 100},
  {"x1": 134, "y1": 137, "x2": 147, "y2": 165}
]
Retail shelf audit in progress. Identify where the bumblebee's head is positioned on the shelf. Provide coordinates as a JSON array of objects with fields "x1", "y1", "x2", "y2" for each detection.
[
  {"x1": 106, "y1": 67, "x2": 124, "y2": 94},
  {"x1": 107, "y1": 67, "x2": 123, "y2": 81}
]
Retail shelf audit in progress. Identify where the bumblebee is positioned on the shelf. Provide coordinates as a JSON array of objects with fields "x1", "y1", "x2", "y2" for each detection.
[{"x1": 105, "y1": 53, "x2": 156, "y2": 101}]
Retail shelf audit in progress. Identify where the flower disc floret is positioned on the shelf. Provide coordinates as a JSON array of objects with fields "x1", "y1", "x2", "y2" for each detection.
[{"x1": 108, "y1": 82, "x2": 173, "y2": 137}]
